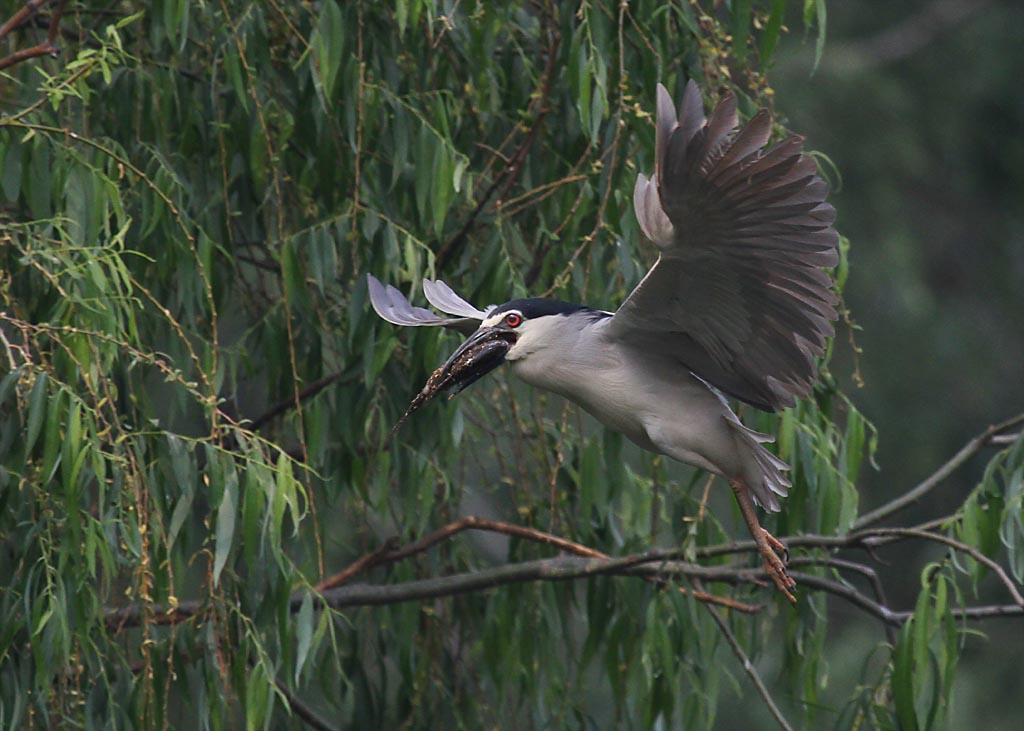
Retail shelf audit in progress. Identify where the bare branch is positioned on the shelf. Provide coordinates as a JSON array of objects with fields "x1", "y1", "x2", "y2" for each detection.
[
  {"x1": 247, "y1": 368, "x2": 359, "y2": 431},
  {"x1": 105, "y1": 540, "x2": 1024, "y2": 633},
  {"x1": 102, "y1": 410, "x2": 1024, "y2": 636},
  {"x1": 105, "y1": 552, "x2": 769, "y2": 630},
  {"x1": 700, "y1": 525, "x2": 1024, "y2": 609},
  {"x1": 0, "y1": 0, "x2": 65, "y2": 72},
  {"x1": 854, "y1": 412, "x2": 1024, "y2": 529},
  {"x1": 789, "y1": 555, "x2": 897, "y2": 643},
  {"x1": 788, "y1": 571, "x2": 903, "y2": 628},
  {"x1": 697, "y1": 578, "x2": 794, "y2": 731},
  {"x1": 0, "y1": 39, "x2": 57, "y2": 70},
  {"x1": 315, "y1": 537, "x2": 400, "y2": 592},
  {"x1": 0, "y1": 0, "x2": 52, "y2": 38},
  {"x1": 943, "y1": 604, "x2": 1024, "y2": 621},
  {"x1": 855, "y1": 527, "x2": 1024, "y2": 607},
  {"x1": 315, "y1": 516, "x2": 760, "y2": 613},
  {"x1": 273, "y1": 676, "x2": 339, "y2": 731}
]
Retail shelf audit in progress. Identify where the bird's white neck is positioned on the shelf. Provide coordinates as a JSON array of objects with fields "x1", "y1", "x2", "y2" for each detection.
[{"x1": 505, "y1": 314, "x2": 617, "y2": 398}]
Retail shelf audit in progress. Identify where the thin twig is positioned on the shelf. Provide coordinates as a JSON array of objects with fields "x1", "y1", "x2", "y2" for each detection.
[
  {"x1": 787, "y1": 571, "x2": 903, "y2": 628},
  {"x1": 273, "y1": 676, "x2": 339, "y2": 731},
  {"x1": 854, "y1": 412, "x2": 1024, "y2": 529},
  {"x1": 315, "y1": 538, "x2": 400, "y2": 592},
  {"x1": 496, "y1": 174, "x2": 589, "y2": 216},
  {"x1": 45, "y1": 0, "x2": 64, "y2": 45},
  {"x1": 857, "y1": 527, "x2": 1024, "y2": 607},
  {"x1": 248, "y1": 368, "x2": 359, "y2": 431},
  {"x1": 695, "y1": 578, "x2": 794, "y2": 731},
  {"x1": 789, "y1": 555, "x2": 897, "y2": 643},
  {"x1": 349, "y1": 0, "x2": 365, "y2": 276},
  {"x1": 429, "y1": 0, "x2": 461, "y2": 49},
  {"x1": 435, "y1": 5, "x2": 560, "y2": 269}
]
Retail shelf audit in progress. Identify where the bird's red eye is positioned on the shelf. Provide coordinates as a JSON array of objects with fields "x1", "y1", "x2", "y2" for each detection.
[{"x1": 504, "y1": 313, "x2": 522, "y2": 328}]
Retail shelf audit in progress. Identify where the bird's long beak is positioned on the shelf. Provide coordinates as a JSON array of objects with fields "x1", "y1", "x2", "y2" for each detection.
[
  {"x1": 439, "y1": 326, "x2": 515, "y2": 396},
  {"x1": 391, "y1": 327, "x2": 515, "y2": 435}
]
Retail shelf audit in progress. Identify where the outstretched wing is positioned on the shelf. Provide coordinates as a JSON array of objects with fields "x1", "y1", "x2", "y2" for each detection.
[
  {"x1": 608, "y1": 81, "x2": 839, "y2": 411},
  {"x1": 367, "y1": 275, "x2": 482, "y2": 335}
]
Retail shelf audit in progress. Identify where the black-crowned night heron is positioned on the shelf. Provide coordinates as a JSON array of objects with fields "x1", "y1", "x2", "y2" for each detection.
[{"x1": 368, "y1": 81, "x2": 839, "y2": 602}]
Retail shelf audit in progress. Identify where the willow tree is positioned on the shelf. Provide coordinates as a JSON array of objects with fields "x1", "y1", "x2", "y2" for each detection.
[{"x1": 1, "y1": 2, "x2": 1022, "y2": 729}]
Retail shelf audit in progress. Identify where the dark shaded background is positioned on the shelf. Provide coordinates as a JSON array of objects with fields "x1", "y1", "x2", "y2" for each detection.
[
  {"x1": 762, "y1": 1, "x2": 1023, "y2": 726},
  {"x1": 778, "y1": 0, "x2": 1023, "y2": 514}
]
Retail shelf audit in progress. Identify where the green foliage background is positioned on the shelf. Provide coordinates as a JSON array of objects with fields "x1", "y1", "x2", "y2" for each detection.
[{"x1": 0, "y1": 1, "x2": 1021, "y2": 729}]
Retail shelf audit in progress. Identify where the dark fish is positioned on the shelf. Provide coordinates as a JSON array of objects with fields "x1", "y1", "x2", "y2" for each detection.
[{"x1": 392, "y1": 330, "x2": 514, "y2": 434}]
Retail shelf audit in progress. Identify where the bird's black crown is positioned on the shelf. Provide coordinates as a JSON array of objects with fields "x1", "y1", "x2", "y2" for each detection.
[{"x1": 490, "y1": 298, "x2": 608, "y2": 320}]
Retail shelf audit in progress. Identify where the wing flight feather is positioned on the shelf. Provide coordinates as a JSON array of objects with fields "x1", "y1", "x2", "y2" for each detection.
[{"x1": 610, "y1": 81, "x2": 840, "y2": 410}]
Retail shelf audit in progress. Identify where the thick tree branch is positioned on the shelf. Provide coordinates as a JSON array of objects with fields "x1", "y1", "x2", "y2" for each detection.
[
  {"x1": 104, "y1": 413, "x2": 1024, "y2": 638},
  {"x1": 106, "y1": 551, "x2": 774, "y2": 630},
  {"x1": 315, "y1": 516, "x2": 760, "y2": 613},
  {"x1": 105, "y1": 534, "x2": 1024, "y2": 632}
]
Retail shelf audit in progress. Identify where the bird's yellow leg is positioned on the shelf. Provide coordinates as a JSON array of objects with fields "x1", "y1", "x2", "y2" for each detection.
[{"x1": 729, "y1": 479, "x2": 797, "y2": 604}]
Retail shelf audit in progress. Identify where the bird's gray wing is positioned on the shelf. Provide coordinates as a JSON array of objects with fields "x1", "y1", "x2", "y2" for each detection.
[
  {"x1": 367, "y1": 275, "x2": 481, "y2": 335},
  {"x1": 422, "y1": 278, "x2": 491, "y2": 319},
  {"x1": 608, "y1": 81, "x2": 839, "y2": 411}
]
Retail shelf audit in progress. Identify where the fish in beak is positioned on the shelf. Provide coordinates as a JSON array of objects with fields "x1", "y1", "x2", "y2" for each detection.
[{"x1": 391, "y1": 327, "x2": 516, "y2": 433}]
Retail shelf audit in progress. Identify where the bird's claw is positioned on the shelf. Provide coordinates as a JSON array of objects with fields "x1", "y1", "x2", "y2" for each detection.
[
  {"x1": 763, "y1": 530, "x2": 790, "y2": 563},
  {"x1": 761, "y1": 529, "x2": 797, "y2": 604}
]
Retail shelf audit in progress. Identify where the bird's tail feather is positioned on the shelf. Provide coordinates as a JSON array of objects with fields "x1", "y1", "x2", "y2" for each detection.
[{"x1": 724, "y1": 418, "x2": 791, "y2": 512}]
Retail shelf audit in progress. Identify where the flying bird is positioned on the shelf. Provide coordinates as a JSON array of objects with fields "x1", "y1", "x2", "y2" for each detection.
[{"x1": 368, "y1": 81, "x2": 839, "y2": 602}]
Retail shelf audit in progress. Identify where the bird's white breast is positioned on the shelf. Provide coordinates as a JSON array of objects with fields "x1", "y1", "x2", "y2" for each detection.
[
  {"x1": 505, "y1": 315, "x2": 733, "y2": 472},
  {"x1": 508, "y1": 318, "x2": 645, "y2": 440}
]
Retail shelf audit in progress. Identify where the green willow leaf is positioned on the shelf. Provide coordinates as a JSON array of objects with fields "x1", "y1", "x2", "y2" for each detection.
[
  {"x1": 311, "y1": 0, "x2": 345, "y2": 104},
  {"x1": 294, "y1": 593, "x2": 314, "y2": 685},
  {"x1": 213, "y1": 466, "x2": 238, "y2": 586},
  {"x1": 23, "y1": 371, "x2": 48, "y2": 459}
]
